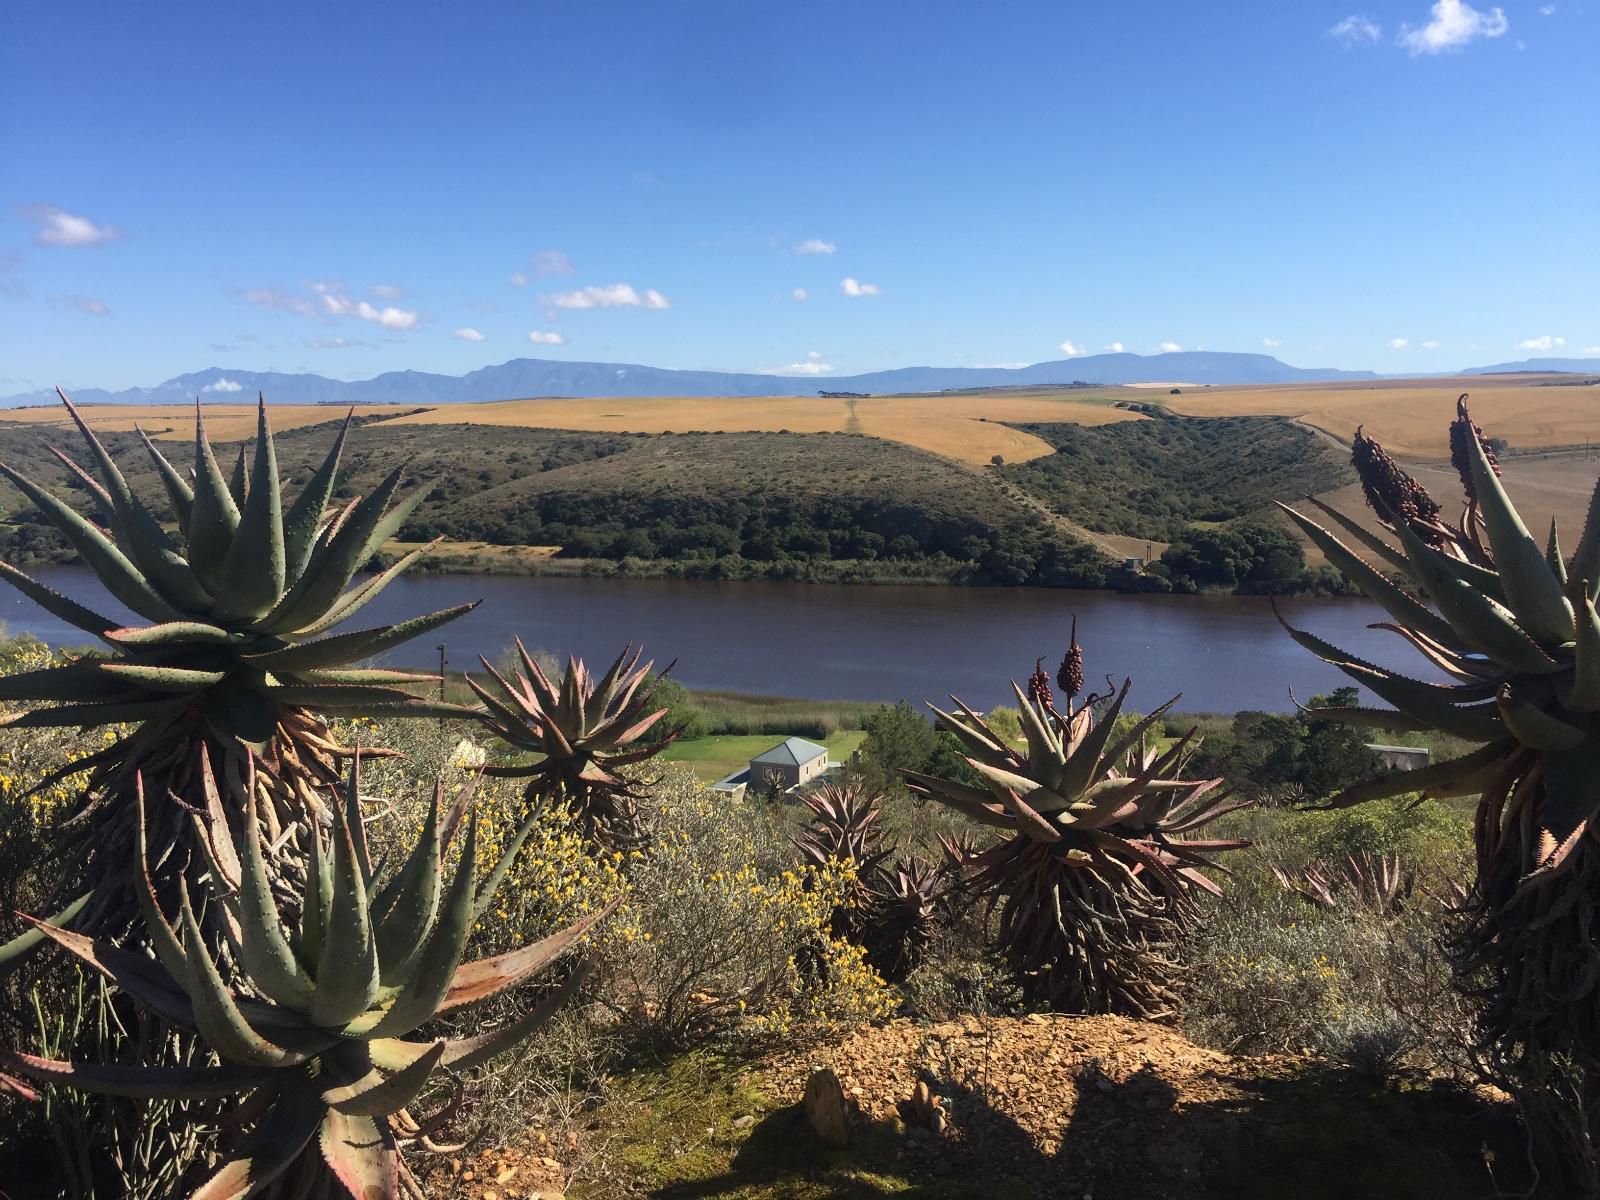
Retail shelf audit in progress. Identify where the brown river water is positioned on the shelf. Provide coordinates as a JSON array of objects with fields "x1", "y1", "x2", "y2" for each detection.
[{"x1": 0, "y1": 567, "x2": 1435, "y2": 714}]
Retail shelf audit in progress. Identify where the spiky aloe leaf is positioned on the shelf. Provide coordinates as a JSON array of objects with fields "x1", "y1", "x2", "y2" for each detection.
[
  {"x1": 472, "y1": 807, "x2": 541, "y2": 924},
  {"x1": 1571, "y1": 590, "x2": 1600, "y2": 713},
  {"x1": 290, "y1": 536, "x2": 439, "y2": 638},
  {"x1": 1537, "y1": 744, "x2": 1600, "y2": 846},
  {"x1": 319, "y1": 1109, "x2": 396, "y2": 1200},
  {"x1": 255, "y1": 464, "x2": 408, "y2": 634},
  {"x1": 135, "y1": 424, "x2": 194, "y2": 526},
  {"x1": 188, "y1": 401, "x2": 243, "y2": 594},
  {"x1": 0, "y1": 892, "x2": 89, "y2": 971},
  {"x1": 282, "y1": 409, "x2": 352, "y2": 582},
  {"x1": 1313, "y1": 740, "x2": 1514, "y2": 810},
  {"x1": 99, "y1": 663, "x2": 229, "y2": 693},
  {"x1": 214, "y1": 400, "x2": 287, "y2": 619},
  {"x1": 299, "y1": 829, "x2": 331, "y2": 972},
  {"x1": 309, "y1": 800, "x2": 381, "y2": 1027},
  {"x1": 104, "y1": 621, "x2": 239, "y2": 647},
  {"x1": 190, "y1": 1077, "x2": 323, "y2": 1200},
  {"x1": 1464, "y1": 419, "x2": 1573, "y2": 645},
  {"x1": 1497, "y1": 688, "x2": 1589, "y2": 752},
  {"x1": 323, "y1": 1041, "x2": 444, "y2": 1116},
  {"x1": 0, "y1": 696, "x2": 188, "y2": 730},
  {"x1": 0, "y1": 561, "x2": 116, "y2": 640},
  {"x1": 177, "y1": 881, "x2": 302, "y2": 1067},
  {"x1": 22, "y1": 917, "x2": 195, "y2": 1030},
  {"x1": 0, "y1": 1048, "x2": 269, "y2": 1100},
  {"x1": 135, "y1": 780, "x2": 198, "y2": 991},
  {"x1": 0, "y1": 661, "x2": 149, "y2": 703},
  {"x1": 0, "y1": 461, "x2": 180, "y2": 621},
  {"x1": 241, "y1": 602, "x2": 478, "y2": 672},
  {"x1": 440, "y1": 960, "x2": 592, "y2": 1072},
  {"x1": 371, "y1": 790, "x2": 442, "y2": 985},
  {"x1": 363, "y1": 820, "x2": 478, "y2": 1038},
  {"x1": 1058, "y1": 679, "x2": 1131, "y2": 797},
  {"x1": 234, "y1": 784, "x2": 315, "y2": 1008},
  {"x1": 438, "y1": 901, "x2": 610, "y2": 1012}
]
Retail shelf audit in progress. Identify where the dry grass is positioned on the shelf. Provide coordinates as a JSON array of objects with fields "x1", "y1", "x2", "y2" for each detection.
[
  {"x1": 0, "y1": 404, "x2": 415, "y2": 441},
  {"x1": 371, "y1": 392, "x2": 1138, "y2": 465},
  {"x1": 1164, "y1": 375, "x2": 1600, "y2": 457}
]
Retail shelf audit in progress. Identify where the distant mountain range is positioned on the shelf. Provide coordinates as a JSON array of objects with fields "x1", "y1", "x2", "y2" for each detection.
[
  {"x1": 2, "y1": 350, "x2": 1591, "y2": 410},
  {"x1": 1463, "y1": 357, "x2": 1600, "y2": 376}
]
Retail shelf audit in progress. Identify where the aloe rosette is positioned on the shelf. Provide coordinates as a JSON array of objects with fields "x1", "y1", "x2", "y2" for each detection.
[
  {"x1": 0, "y1": 392, "x2": 474, "y2": 937},
  {"x1": 1276, "y1": 397, "x2": 1600, "y2": 1128},
  {"x1": 904, "y1": 665, "x2": 1246, "y2": 1017},
  {"x1": 470, "y1": 640, "x2": 681, "y2": 849},
  {"x1": 0, "y1": 753, "x2": 608, "y2": 1199}
]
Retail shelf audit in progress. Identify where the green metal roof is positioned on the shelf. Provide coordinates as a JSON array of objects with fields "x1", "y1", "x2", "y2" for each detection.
[{"x1": 750, "y1": 736, "x2": 829, "y2": 767}]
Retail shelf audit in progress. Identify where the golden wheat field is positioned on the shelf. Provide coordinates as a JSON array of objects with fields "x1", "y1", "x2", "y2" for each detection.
[
  {"x1": 0, "y1": 403, "x2": 415, "y2": 441},
  {"x1": 371, "y1": 391, "x2": 1139, "y2": 465},
  {"x1": 1164, "y1": 375, "x2": 1600, "y2": 458}
]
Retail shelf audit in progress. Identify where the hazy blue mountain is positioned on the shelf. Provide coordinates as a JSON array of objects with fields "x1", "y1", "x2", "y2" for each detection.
[
  {"x1": 1, "y1": 351, "x2": 1382, "y2": 410},
  {"x1": 1462, "y1": 358, "x2": 1600, "y2": 375}
]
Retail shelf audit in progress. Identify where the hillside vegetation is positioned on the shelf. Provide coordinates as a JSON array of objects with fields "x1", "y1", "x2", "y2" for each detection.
[{"x1": 1000, "y1": 413, "x2": 1351, "y2": 540}]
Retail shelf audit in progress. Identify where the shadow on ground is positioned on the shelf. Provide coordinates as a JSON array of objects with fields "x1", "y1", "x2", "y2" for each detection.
[{"x1": 636, "y1": 1058, "x2": 1531, "y2": 1200}]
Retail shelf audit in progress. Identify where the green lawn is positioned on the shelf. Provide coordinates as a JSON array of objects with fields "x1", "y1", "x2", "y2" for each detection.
[{"x1": 662, "y1": 731, "x2": 867, "y2": 783}]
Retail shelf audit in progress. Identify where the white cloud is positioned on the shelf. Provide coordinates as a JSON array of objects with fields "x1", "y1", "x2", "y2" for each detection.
[
  {"x1": 454, "y1": 327, "x2": 486, "y2": 342},
  {"x1": 1329, "y1": 14, "x2": 1382, "y2": 44},
  {"x1": 1158, "y1": 341, "x2": 1182, "y2": 353},
  {"x1": 1262, "y1": 337, "x2": 1282, "y2": 348},
  {"x1": 764, "y1": 351, "x2": 834, "y2": 375},
  {"x1": 1400, "y1": 0, "x2": 1508, "y2": 55},
  {"x1": 972, "y1": 361, "x2": 1031, "y2": 370},
  {"x1": 51, "y1": 293, "x2": 110, "y2": 316},
  {"x1": 201, "y1": 378, "x2": 243, "y2": 393},
  {"x1": 313, "y1": 282, "x2": 420, "y2": 329},
  {"x1": 546, "y1": 283, "x2": 670, "y2": 310},
  {"x1": 309, "y1": 336, "x2": 369, "y2": 350},
  {"x1": 25, "y1": 205, "x2": 121, "y2": 247},
  {"x1": 792, "y1": 287, "x2": 808, "y2": 302},
  {"x1": 1391, "y1": 337, "x2": 1410, "y2": 349},
  {"x1": 1059, "y1": 341, "x2": 1087, "y2": 357},
  {"x1": 1583, "y1": 346, "x2": 1600, "y2": 355},
  {"x1": 369, "y1": 283, "x2": 405, "y2": 300},
  {"x1": 535, "y1": 250, "x2": 574, "y2": 275},
  {"x1": 510, "y1": 271, "x2": 529, "y2": 288},
  {"x1": 1422, "y1": 339, "x2": 1442, "y2": 349},
  {"x1": 240, "y1": 286, "x2": 319, "y2": 319},
  {"x1": 795, "y1": 239, "x2": 836, "y2": 256},
  {"x1": 1104, "y1": 342, "x2": 1125, "y2": 353},
  {"x1": 1540, "y1": 3, "x2": 1555, "y2": 14},
  {"x1": 527, "y1": 330, "x2": 567, "y2": 345},
  {"x1": 1519, "y1": 334, "x2": 1566, "y2": 351},
  {"x1": 840, "y1": 277, "x2": 880, "y2": 297}
]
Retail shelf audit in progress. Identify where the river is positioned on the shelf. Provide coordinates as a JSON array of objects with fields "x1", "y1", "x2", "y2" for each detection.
[{"x1": 0, "y1": 566, "x2": 1431, "y2": 714}]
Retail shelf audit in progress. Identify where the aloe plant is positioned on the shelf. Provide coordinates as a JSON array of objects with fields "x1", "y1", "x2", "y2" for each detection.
[
  {"x1": 905, "y1": 653, "x2": 1247, "y2": 1017},
  {"x1": 1278, "y1": 397, "x2": 1600, "y2": 1184},
  {"x1": 0, "y1": 753, "x2": 608, "y2": 1199},
  {"x1": 0, "y1": 392, "x2": 473, "y2": 939},
  {"x1": 470, "y1": 641, "x2": 681, "y2": 848}
]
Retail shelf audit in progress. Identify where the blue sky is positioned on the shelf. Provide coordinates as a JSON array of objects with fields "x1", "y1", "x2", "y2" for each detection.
[{"x1": 2, "y1": 0, "x2": 1595, "y2": 392}]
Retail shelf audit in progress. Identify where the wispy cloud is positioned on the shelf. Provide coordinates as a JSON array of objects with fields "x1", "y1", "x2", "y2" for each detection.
[
  {"x1": 1400, "y1": 0, "x2": 1508, "y2": 55},
  {"x1": 210, "y1": 343, "x2": 237, "y2": 353},
  {"x1": 527, "y1": 330, "x2": 567, "y2": 345},
  {"x1": 201, "y1": 378, "x2": 243, "y2": 393},
  {"x1": 795, "y1": 239, "x2": 836, "y2": 256},
  {"x1": 510, "y1": 271, "x2": 530, "y2": 288},
  {"x1": 546, "y1": 283, "x2": 669, "y2": 310},
  {"x1": 1390, "y1": 337, "x2": 1410, "y2": 349},
  {"x1": 1519, "y1": 334, "x2": 1566, "y2": 351},
  {"x1": 1262, "y1": 337, "x2": 1282, "y2": 348},
  {"x1": 840, "y1": 277, "x2": 879, "y2": 297},
  {"x1": 764, "y1": 350, "x2": 833, "y2": 375},
  {"x1": 51, "y1": 293, "x2": 110, "y2": 316},
  {"x1": 454, "y1": 327, "x2": 486, "y2": 342},
  {"x1": 369, "y1": 283, "x2": 406, "y2": 300},
  {"x1": 1101, "y1": 342, "x2": 1124, "y2": 353},
  {"x1": 792, "y1": 287, "x2": 808, "y2": 302},
  {"x1": 23, "y1": 205, "x2": 121, "y2": 247},
  {"x1": 312, "y1": 282, "x2": 420, "y2": 330},
  {"x1": 1422, "y1": 339, "x2": 1442, "y2": 349},
  {"x1": 239, "y1": 285, "x2": 321, "y2": 320},
  {"x1": 309, "y1": 336, "x2": 371, "y2": 350},
  {"x1": 536, "y1": 250, "x2": 574, "y2": 275},
  {"x1": 1059, "y1": 341, "x2": 1086, "y2": 357},
  {"x1": 1158, "y1": 341, "x2": 1182, "y2": 353},
  {"x1": 1329, "y1": 14, "x2": 1382, "y2": 44},
  {"x1": 1540, "y1": 3, "x2": 1555, "y2": 13}
]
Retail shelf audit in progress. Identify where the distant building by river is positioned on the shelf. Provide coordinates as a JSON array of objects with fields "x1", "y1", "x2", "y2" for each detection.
[
  {"x1": 1366, "y1": 743, "x2": 1431, "y2": 771},
  {"x1": 713, "y1": 736, "x2": 835, "y2": 800}
]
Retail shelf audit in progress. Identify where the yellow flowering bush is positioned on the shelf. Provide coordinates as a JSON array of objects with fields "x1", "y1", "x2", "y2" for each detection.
[{"x1": 599, "y1": 765, "x2": 893, "y2": 1047}]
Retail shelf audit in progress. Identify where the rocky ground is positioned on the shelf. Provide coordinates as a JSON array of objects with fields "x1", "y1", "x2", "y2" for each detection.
[{"x1": 432, "y1": 1014, "x2": 1530, "y2": 1200}]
